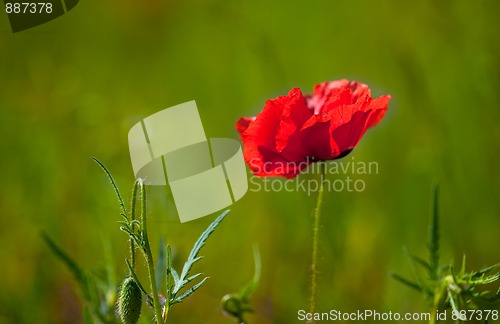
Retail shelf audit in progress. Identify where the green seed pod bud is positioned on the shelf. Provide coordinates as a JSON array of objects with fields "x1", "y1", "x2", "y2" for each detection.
[
  {"x1": 118, "y1": 277, "x2": 142, "y2": 324},
  {"x1": 221, "y1": 294, "x2": 242, "y2": 317}
]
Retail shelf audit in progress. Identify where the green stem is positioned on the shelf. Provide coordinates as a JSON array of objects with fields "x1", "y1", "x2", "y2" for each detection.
[
  {"x1": 430, "y1": 280, "x2": 447, "y2": 324},
  {"x1": 163, "y1": 306, "x2": 170, "y2": 322},
  {"x1": 163, "y1": 244, "x2": 172, "y2": 322},
  {"x1": 309, "y1": 163, "x2": 326, "y2": 320},
  {"x1": 429, "y1": 307, "x2": 437, "y2": 324},
  {"x1": 130, "y1": 180, "x2": 139, "y2": 270},
  {"x1": 139, "y1": 180, "x2": 164, "y2": 323}
]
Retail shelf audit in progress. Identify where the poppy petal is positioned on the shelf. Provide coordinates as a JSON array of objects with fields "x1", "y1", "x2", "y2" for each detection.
[
  {"x1": 235, "y1": 79, "x2": 390, "y2": 178},
  {"x1": 236, "y1": 117, "x2": 255, "y2": 134}
]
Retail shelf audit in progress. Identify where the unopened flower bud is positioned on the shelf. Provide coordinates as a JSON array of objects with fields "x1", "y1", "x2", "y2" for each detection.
[{"x1": 118, "y1": 277, "x2": 142, "y2": 324}]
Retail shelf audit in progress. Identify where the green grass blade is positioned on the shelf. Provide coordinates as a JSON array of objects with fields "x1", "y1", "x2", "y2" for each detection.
[
  {"x1": 42, "y1": 233, "x2": 86, "y2": 289},
  {"x1": 428, "y1": 185, "x2": 440, "y2": 281},
  {"x1": 42, "y1": 233, "x2": 99, "y2": 313},
  {"x1": 101, "y1": 235, "x2": 116, "y2": 290}
]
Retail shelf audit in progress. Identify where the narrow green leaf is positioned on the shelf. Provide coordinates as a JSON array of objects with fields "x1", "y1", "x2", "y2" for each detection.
[
  {"x1": 391, "y1": 273, "x2": 423, "y2": 292},
  {"x1": 460, "y1": 254, "x2": 467, "y2": 276},
  {"x1": 92, "y1": 157, "x2": 128, "y2": 219},
  {"x1": 403, "y1": 247, "x2": 424, "y2": 292},
  {"x1": 171, "y1": 277, "x2": 209, "y2": 305},
  {"x1": 42, "y1": 233, "x2": 90, "y2": 301},
  {"x1": 411, "y1": 255, "x2": 431, "y2": 272},
  {"x1": 156, "y1": 237, "x2": 167, "y2": 292},
  {"x1": 185, "y1": 273, "x2": 202, "y2": 283},
  {"x1": 86, "y1": 275, "x2": 101, "y2": 317},
  {"x1": 450, "y1": 266, "x2": 459, "y2": 286},
  {"x1": 447, "y1": 289, "x2": 461, "y2": 315},
  {"x1": 166, "y1": 244, "x2": 173, "y2": 300},
  {"x1": 428, "y1": 185, "x2": 440, "y2": 281},
  {"x1": 101, "y1": 235, "x2": 116, "y2": 290},
  {"x1": 42, "y1": 233, "x2": 84, "y2": 282}
]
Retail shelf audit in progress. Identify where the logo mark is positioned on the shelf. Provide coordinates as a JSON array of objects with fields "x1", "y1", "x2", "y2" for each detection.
[{"x1": 128, "y1": 101, "x2": 248, "y2": 222}]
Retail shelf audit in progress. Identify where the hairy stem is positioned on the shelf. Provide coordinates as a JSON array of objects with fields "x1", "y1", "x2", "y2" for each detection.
[
  {"x1": 139, "y1": 180, "x2": 164, "y2": 323},
  {"x1": 309, "y1": 163, "x2": 326, "y2": 321},
  {"x1": 130, "y1": 180, "x2": 139, "y2": 270}
]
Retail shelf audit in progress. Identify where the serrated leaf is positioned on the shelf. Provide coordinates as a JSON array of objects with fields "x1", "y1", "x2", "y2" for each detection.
[
  {"x1": 469, "y1": 273, "x2": 500, "y2": 285},
  {"x1": 172, "y1": 210, "x2": 228, "y2": 298},
  {"x1": 171, "y1": 277, "x2": 209, "y2": 305},
  {"x1": 474, "y1": 264, "x2": 500, "y2": 277},
  {"x1": 180, "y1": 211, "x2": 228, "y2": 280}
]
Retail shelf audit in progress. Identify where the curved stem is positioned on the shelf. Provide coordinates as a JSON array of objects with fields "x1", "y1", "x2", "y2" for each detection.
[
  {"x1": 139, "y1": 180, "x2": 164, "y2": 323},
  {"x1": 309, "y1": 163, "x2": 326, "y2": 321}
]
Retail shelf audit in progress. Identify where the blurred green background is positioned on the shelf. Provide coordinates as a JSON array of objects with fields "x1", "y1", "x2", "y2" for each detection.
[{"x1": 1, "y1": 0, "x2": 499, "y2": 323}]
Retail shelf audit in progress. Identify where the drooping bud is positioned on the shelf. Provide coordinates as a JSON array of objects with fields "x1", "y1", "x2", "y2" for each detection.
[
  {"x1": 222, "y1": 294, "x2": 241, "y2": 317},
  {"x1": 118, "y1": 277, "x2": 142, "y2": 324}
]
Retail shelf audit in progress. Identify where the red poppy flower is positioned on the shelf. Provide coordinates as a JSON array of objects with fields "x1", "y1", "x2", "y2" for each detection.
[{"x1": 236, "y1": 79, "x2": 391, "y2": 178}]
